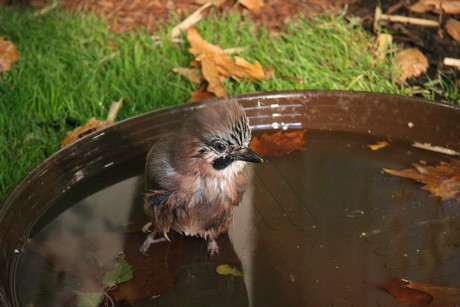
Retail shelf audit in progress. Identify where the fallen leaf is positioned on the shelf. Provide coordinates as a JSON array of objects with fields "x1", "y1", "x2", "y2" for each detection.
[
  {"x1": 61, "y1": 117, "x2": 111, "y2": 147},
  {"x1": 382, "y1": 278, "x2": 460, "y2": 305},
  {"x1": 238, "y1": 0, "x2": 264, "y2": 13},
  {"x1": 173, "y1": 67, "x2": 203, "y2": 84},
  {"x1": 187, "y1": 26, "x2": 224, "y2": 56},
  {"x1": 189, "y1": 84, "x2": 215, "y2": 102},
  {"x1": 61, "y1": 98, "x2": 123, "y2": 147},
  {"x1": 383, "y1": 158, "x2": 460, "y2": 204},
  {"x1": 0, "y1": 37, "x2": 20, "y2": 80},
  {"x1": 186, "y1": 26, "x2": 272, "y2": 96},
  {"x1": 102, "y1": 256, "x2": 133, "y2": 288},
  {"x1": 216, "y1": 264, "x2": 243, "y2": 276},
  {"x1": 446, "y1": 18, "x2": 460, "y2": 43},
  {"x1": 250, "y1": 129, "x2": 307, "y2": 157},
  {"x1": 393, "y1": 48, "x2": 429, "y2": 83},
  {"x1": 423, "y1": 0, "x2": 460, "y2": 14},
  {"x1": 407, "y1": 1, "x2": 434, "y2": 13},
  {"x1": 366, "y1": 140, "x2": 390, "y2": 151}
]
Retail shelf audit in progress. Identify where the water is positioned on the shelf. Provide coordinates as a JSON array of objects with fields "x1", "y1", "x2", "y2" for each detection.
[{"x1": 15, "y1": 130, "x2": 460, "y2": 306}]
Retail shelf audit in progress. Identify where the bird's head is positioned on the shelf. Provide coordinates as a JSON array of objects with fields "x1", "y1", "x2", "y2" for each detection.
[{"x1": 177, "y1": 99, "x2": 263, "y2": 175}]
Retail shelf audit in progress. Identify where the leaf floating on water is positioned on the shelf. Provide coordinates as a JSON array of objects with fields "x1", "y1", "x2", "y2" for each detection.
[
  {"x1": 412, "y1": 142, "x2": 460, "y2": 156},
  {"x1": 382, "y1": 278, "x2": 460, "y2": 305},
  {"x1": 383, "y1": 158, "x2": 460, "y2": 204},
  {"x1": 0, "y1": 37, "x2": 20, "y2": 80},
  {"x1": 216, "y1": 264, "x2": 243, "y2": 276},
  {"x1": 250, "y1": 129, "x2": 307, "y2": 157},
  {"x1": 366, "y1": 140, "x2": 390, "y2": 151},
  {"x1": 74, "y1": 291, "x2": 104, "y2": 307},
  {"x1": 103, "y1": 256, "x2": 133, "y2": 288}
]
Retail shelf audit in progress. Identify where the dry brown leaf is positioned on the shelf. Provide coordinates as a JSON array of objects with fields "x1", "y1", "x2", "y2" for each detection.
[
  {"x1": 61, "y1": 118, "x2": 110, "y2": 147},
  {"x1": 249, "y1": 129, "x2": 307, "y2": 157},
  {"x1": 186, "y1": 26, "x2": 272, "y2": 96},
  {"x1": 0, "y1": 37, "x2": 20, "y2": 80},
  {"x1": 446, "y1": 18, "x2": 460, "y2": 43},
  {"x1": 383, "y1": 159, "x2": 460, "y2": 204},
  {"x1": 366, "y1": 140, "x2": 390, "y2": 151},
  {"x1": 423, "y1": 0, "x2": 460, "y2": 14},
  {"x1": 61, "y1": 98, "x2": 123, "y2": 147},
  {"x1": 407, "y1": 1, "x2": 433, "y2": 13},
  {"x1": 238, "y1": 0, "x2": 264, "y2": 13},
  {"x1": 189, "y1": 84, "x2": 215, "y2": 102},
  {"x1": 173, "y1": 67, "x2": 203, "y2": 84},
  {"x1": 187, "y1": 26, "x2": 224, "y2": 56},
  {"x1": 393, "y1": 48, "x2": 429, "y2": 82},
  {"x1": 382, "y1": 278, "x2": 460, "y2": 305}
]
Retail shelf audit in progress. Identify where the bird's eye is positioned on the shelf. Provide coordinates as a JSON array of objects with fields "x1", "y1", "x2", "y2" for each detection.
[{"x1": 213, "y1": 141, "x2": 226, "y2": 153}]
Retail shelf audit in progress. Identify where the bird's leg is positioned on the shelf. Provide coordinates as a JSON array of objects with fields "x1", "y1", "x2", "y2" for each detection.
[
  {"x1": 207, "y1": 239, "x2": 219, "y2": 257},
  {"x1": 142, "y1": 222, "x2": 152, "y2": 233},
  {"x1": 139, "y1": 230, "x2": 167, "y2": 256}
]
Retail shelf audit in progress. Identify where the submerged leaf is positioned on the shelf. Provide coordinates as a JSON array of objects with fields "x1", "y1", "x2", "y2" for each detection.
[
  {"x1": 382, "y1": 278, "x2": 460, "y2": 305},
  {"x1": 74, "y1": 291, "x2": 104, "y2": 307},
  {"x1": 102, "y1": 257, "x2": 133, "y2": 288},
  {"x1": 250, "y1": 129, "x2": 307, "y2": 157},
  {"x1": 216, "y1": 264, "x2": 243, "y2": 276},
  {"x1": 383, "y1": 159, "x2": 460, "y2": 203}
]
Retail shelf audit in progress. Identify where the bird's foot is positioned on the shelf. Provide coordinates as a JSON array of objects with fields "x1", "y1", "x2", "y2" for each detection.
[
  {"x1": 142, "y1": 222, "x2": 152, "y2": 233},
  {"x1": 139, "y1": 232, "x2": 167, "y2": 256},
  {"x1": 207, "y1": 239, "x2": 219, "y2": 257}
]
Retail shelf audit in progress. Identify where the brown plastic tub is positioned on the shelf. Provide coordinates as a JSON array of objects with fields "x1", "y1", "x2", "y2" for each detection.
[{"x1": 1, "y1": 90, "x2": 460, "y2": 306}]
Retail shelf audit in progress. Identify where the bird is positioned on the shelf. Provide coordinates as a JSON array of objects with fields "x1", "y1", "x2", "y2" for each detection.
[{"x1": 140, "y1": 99, "x2": 263, "y2": 257}]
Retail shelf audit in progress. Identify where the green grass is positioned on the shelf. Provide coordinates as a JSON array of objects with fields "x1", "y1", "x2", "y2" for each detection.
[{"x1": 0, "y1": 7, "x2": 409, "y2": 202}]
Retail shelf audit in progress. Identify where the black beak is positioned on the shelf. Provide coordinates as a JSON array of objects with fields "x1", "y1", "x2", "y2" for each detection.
[{"x1": 234, "y1": 147, "x2": 263, "y2": 163}]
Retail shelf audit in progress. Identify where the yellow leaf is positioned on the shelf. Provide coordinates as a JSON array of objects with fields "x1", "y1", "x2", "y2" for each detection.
[
  {"x1": 216, "y1": 264, "x2": 244, "y2": 277},
  {"x1": 366, "y1": 140, "x2": 390, "y2": 151}
]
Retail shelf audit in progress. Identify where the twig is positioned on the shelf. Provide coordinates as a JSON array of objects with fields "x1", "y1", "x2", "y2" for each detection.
[
  {"x1": 106, "y1": 97, "x2": 124, "y2": 123},
  {"x1": 387, "y1": 0, "x2": 410, "y2": 14},
  {"x1": 374, "y1": 7, "x2": 439, "y2": 32},
  {"x1": 171, "y1": 2, "x2": 212, "y2": 40},
  {"x1": 444, "y1": 57, "x2": 460, "y2": 68}
]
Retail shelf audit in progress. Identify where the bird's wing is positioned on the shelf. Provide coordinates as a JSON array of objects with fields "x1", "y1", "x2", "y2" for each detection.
[{"x1": 145, "y1": 137, "x2": 175, "y2": 190}]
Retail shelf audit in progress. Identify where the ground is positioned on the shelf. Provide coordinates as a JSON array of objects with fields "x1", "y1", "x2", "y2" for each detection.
[{"x1": 3, "y1": 0, "x2": 458, "y2": 101}]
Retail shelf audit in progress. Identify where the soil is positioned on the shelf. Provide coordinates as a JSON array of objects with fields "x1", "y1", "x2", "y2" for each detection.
[{"x1": 2, "y1": 0, "x2": 460, "y2": 101}]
